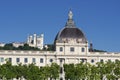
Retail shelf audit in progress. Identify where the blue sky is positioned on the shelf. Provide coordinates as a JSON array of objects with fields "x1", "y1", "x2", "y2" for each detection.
[{"x1": 0, "y1": 0, "x2": 120, "y2": 52}]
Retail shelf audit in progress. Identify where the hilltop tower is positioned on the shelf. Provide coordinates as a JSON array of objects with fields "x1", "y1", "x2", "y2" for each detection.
[{"x1": 27, "y1": 34, "x2": 44, "y2": 49}]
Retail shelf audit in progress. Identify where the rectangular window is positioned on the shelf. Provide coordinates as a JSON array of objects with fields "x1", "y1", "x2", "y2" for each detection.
[
  {"x1": 24, "y1": 58, "x2": 28, "y2": 63},
  {"x1": 82, "y1": 48, "x2": 85, "y2": 52},
  {"x1": 16, "y1": 58, "x2": 20, "y2": 63},
  {"x1": 70, "y1": 47, "x2": 74, "y2": 52},
  {"x1": 60, "y1": 47, "x2": 63, "y2": 52},
  {"x1": 40, "y1": 58, "x2": 43, "y2": 63},
  {"x1": 8, "y1": 58, "x2": 12, "y2": 62},
  {"x1": 32, "y1": 58, "x2": 36, "y2": 63},
  {"x1": 0, "y1": 57, "x2": 4, "y2": 62}
]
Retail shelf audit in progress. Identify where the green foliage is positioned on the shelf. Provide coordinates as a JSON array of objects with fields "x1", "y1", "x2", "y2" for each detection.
[
  {"x1": 40, "y1": 65, "x2": 50, "y2": 79},
  {"x1": 93, "y1": 49, "x2": 107, "y2": 52},
  {"x1": 0, "y1": 43, "x2": 40, "y2": 50},
  {"x1": 0, "y1": 62, "x2": 60, "y2": 80},
  {"x1": 0, "y1": 60, "x2": 120, "y2": 80},
  {"x1": 50, "y1": 63, "x2": 60, "y2": 79},
  {"x1": 0, "y1": 43, "x2": 56, "y2": 51},
  {"x1": 64, "y1": 61, "x2": 120, "y2": 80},
  {"x1": 18, "y1": 44, "x2": 40, "y2": 50},
  {"x1": 43, "y1": 44, "x2": 55, "y2": 51},
  {"x1": 114, "y1": 60, "x2": 120, "y2": 79},
  {"x1": 0, "y1": 61, "x2": 16, "y2": 79},
  {"x1": 64, "y1": 64, "x2": 76, "y2": 79}
]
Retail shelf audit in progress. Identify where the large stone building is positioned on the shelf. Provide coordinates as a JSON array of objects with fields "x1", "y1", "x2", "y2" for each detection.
[{"x1": 0, "y1": 10, "x2": 120, "y2": 80}]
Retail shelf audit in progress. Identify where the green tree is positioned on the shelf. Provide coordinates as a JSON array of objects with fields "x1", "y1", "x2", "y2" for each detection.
[
  {"x1": 105, "y1": 61, "x2": 116, "y2": 80},
  {"x1": 114, "y1": 60, "x2": 120, "y2": 80},
  {"x1": 40, "y1": 65, "x2": 50, "y2": 80},
  {"x1": 89, "y1": 65, "x2": 100, "y2": 80},
  {"x1": 96, "y1": 62, "x2": 107, "y2": 80},
  {"x1": 25, "y1": 63, "x2": 41, "y2": 80},
  {"x1": 76, "y1": 62, "x2": 91, "y2": 80},
  {"x1": 1, "y1": 61, "x2": 16, "y2": 80},
  {"x1": 49, "y1": 63, "x2": 59, "y2": 80},
  {"x1": 0, "y1": 43, "x2": 40, "y2": 50},
  {"x1": 64, "y1": 64, "x2": 76, "y2": 80},
  {"x1": 0, "y1": 64, "x2": 5, "y2": 79},
  {"x1": 3, "y1": 43, "x2": 16, "y2": 50},
  {"x1": 75, "y1": 63, "x2": 84, "y2": 80},
  {"x1": 14, "y1": 63, "x2": 27, "y2": 80}
]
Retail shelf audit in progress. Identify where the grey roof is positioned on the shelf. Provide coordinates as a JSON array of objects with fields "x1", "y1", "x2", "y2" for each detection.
[
  {"x1": 58, "y1": 27, "x2": 85, "y2": 38},
  {"x1": 55, "y1": 27, "x2": 87, "y2": 43},
  {"x1": 54, "y1": 10, "x2": 87, "y2": 43}
]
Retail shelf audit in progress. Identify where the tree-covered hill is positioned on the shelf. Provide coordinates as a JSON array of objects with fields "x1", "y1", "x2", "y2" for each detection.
[{"x1": 0, "y1": 43, "x2": 40, "y2": 50}]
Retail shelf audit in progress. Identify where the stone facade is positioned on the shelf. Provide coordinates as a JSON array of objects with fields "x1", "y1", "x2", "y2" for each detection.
[{"x1": 0, "y1": 50, "x2": 120, "y2": 66}]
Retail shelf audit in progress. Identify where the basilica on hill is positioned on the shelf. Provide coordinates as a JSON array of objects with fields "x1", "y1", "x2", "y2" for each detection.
[{"x1": 0, "y1": 10, "x2": 120, "y2": 80}]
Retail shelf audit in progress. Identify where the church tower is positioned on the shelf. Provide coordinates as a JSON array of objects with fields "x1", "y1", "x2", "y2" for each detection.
[{"x1": 27, "y1": 34, "x2": 44, "y2": 49}]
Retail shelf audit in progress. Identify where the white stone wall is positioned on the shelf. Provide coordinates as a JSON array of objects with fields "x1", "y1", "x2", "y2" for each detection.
[
  {"x1": 56, "y1": 42, "x2": 88, "y2": 55},
  {"x1": 0, "y1": 50, "x2": 120, "y2": 66}
]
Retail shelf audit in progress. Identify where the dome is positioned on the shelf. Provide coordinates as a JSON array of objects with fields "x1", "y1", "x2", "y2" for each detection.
[{"x1": 54, "y1": 10, "x2": 87, "y2": 43}]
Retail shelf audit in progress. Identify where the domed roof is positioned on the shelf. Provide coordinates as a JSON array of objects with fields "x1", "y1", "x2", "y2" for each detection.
[{"x1": 55, "y1": 10, "x2": 87, "y2": 43}]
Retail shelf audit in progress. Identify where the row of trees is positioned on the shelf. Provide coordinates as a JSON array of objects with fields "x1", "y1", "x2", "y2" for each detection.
[
  {"x1": 0, "y1": 43, "x2": 55, "y2": 51},
  {"x1": 0, "y1": 43, "x2": 40, "y2": 50},
  {"x1": 64, "y1": 60, "x2": 120, "y2": 80},
  {"x1": 0, "y1": 62, "x2": 59, "y2": 80},
  {"x1": 0, "y1": 60, "x2": 120, "y2": 80}
]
